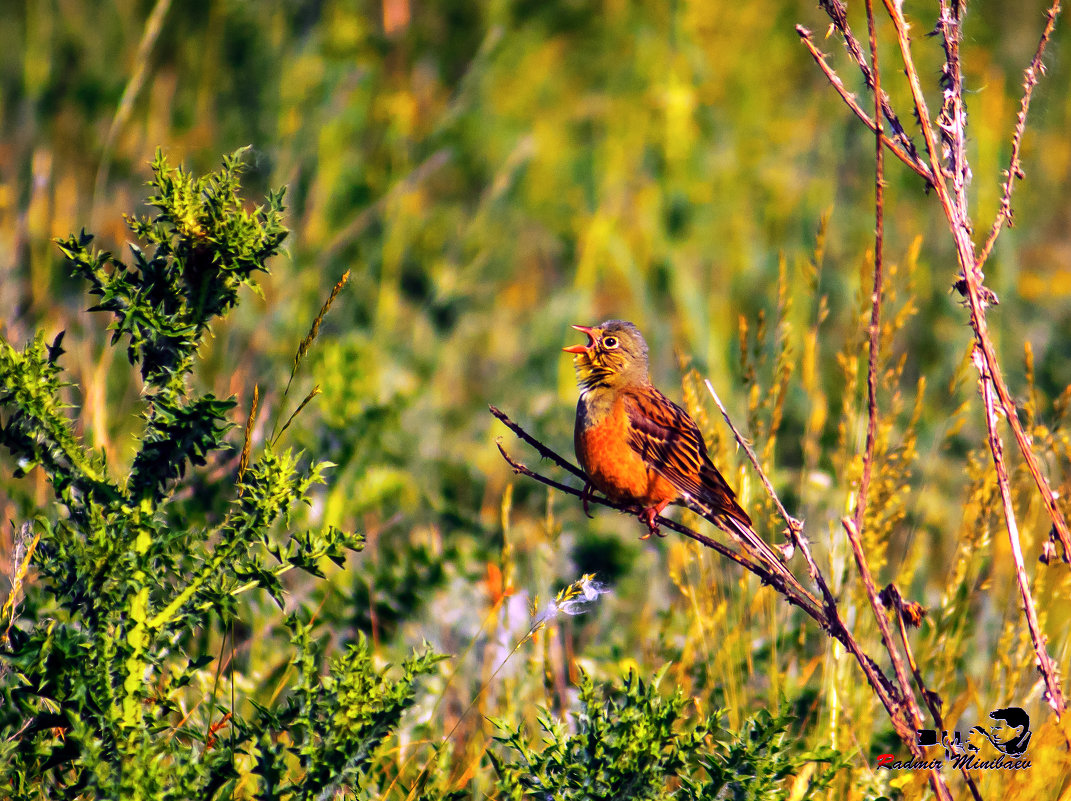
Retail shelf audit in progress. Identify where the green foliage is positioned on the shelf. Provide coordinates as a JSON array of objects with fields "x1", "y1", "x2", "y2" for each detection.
[
  {"x1": 0, "y1": 151, "x2": 418, "y2": 800},
  {"x1": 254, "y1": 624, "x2": 446, "y2": 800},
  {"x1": 491, "y1": 670, "x2": 845, "y2": 801},
  {"x1": 679, "y1": 707, "x2": 849, "y2": 801},
  {"x1": 56, "y1": 148, "x2": 286, "y2": 392},
  {"x1": 0, "y1": 331, "x2": 117, "y2": 507}
]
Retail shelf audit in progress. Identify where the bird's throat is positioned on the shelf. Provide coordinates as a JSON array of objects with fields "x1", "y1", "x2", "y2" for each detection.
[{"x1": 577, "y1": 385, "x2": 616, "y2": 425}]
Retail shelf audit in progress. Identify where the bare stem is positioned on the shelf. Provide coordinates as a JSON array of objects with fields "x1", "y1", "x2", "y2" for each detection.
[
  {"x1": 851, "y1": 0, "x2": 885, "y2": 544},
  {"x1": 878, "y1": 0, "x2": 1071, "y2": 562},
  {"x1": 490, "y1": 404, "x2": 912, "y2": 719},
  {"x1": 842, "y1": 518, "x2": 951, "y2": 801},
  {"x1": 698, "y1": 384, "x2": 911, "y2": 716},
  {"x1": 975, "y1": 349, "x2": 1066, "y2": 718},
  {"x1": 977, "y1": 0, "x2": 1063, "y2": 270},
  {"x1": 816, "y1": 0, "x2": 926, "y2": 169},
  {"x1": 880, "y1": 0, "x2": 954, "y2": 210},
  {"x1": 885, "y1": 585, "x2": 985, "y2": 801},
  {"x1": 703, "y1": 382, "x2": 815, "y2": 578},
  {"x1": 795, "y1": 27, "x2": 933, "y2": 184},
  {"x1": 937, "y1": 0, "x2": 970, "y2": 219}
]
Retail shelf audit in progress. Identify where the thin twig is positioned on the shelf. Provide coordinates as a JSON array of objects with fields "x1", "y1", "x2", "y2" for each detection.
[
  {"x1": 878, "y1": 0, "x2": 1071, "y2": 561},
  {"x1": 884, "y1": 0, "x2": 1068, "y2": 719},
  {"x1": 489, "y1": 404, "x2": 817, "y2": 608},
  {"x1": 839, "y1": 12, "x2": 952, "y2": 795},
  {"x1": 816, "y1": 0, "x2": 926, "y2": 168},
  {"x1": 698, "y1": 385, "x2": 906, "y2": 713},
  {"x1": 865, "y1": 10, "x2": 948, "y2": 797},
  {"x1": 851, "y1": 0, "x2": 886, "y2": 545},
  {"x1": 974, "y1": 347, "x2": 1066, "y2": 718},
  {"x1": 701, "y1": 383, "x2": 798, "y2": 541},
  {"x1": 490, "y1": 405, "x2": 911, "y2": 714},
  {"x1": 880, "y1": 0, "x2": 954, "y2": 209},
  {"x1": 493, "y1": 440, "x2": 757, "y2": 579},
  {"x1": 699, "y1": 379, "x2": 901, "y2": 717},
  {"x1": 936, "y1": 0, "x2": 971, "y2": 219},
  {"x1": 489, "y1": 404, "x2": 587, "y2": 483},
  {"x1": 977, "y1": 0, "x2": 1063, "y2": 270},
  {"x1": 795, "y1": 27, "x2": 934, "y2": 184},
  {"x1": 983, "y1": 345, "x2": 1071, "y2": 561},
  {"x1": 703, "y1": 382, "x2": 828, "y2": 598},
  {"x1": 885, "y1": 585, "x2": 985, "y2": 801},
  {"x1": 842, "y1": 520, "x2": 940, "y2": 782}
]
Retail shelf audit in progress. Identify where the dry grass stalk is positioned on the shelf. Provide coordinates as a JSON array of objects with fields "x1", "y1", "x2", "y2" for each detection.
[{"x1": 807, "y1": 0, "x2": 1069, "y2": 726}]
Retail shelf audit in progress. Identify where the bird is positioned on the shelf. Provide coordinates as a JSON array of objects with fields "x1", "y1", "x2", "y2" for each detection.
[{"x1": 563, "y1": 320, "x2": 799, "y2": 586}]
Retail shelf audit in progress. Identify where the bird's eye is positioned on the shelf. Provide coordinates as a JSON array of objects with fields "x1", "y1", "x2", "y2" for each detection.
[{"x1": 602, "y1": 336, "x2": 619, "y2": 349}]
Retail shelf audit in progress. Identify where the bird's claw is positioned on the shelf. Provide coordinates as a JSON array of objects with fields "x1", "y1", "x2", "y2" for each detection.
[
  {"x1": 638, "y1": 507, "x2": 665, "y2": 539},
  {"x1": 581, "y1": 483, "x2": 595, "y2": 519}
]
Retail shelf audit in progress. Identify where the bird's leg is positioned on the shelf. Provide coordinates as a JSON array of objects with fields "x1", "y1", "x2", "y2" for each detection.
[
  {"x1": 580, "y1": 482, "x2": 595, "y2": 519},
  {"x1": 638, "y1": 501, "x2": 670, "y2": 539}
]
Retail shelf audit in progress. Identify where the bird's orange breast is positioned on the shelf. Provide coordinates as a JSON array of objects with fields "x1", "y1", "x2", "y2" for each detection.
[{"x1": 575, "y1": 395, "x2": 679, "y2": 507}]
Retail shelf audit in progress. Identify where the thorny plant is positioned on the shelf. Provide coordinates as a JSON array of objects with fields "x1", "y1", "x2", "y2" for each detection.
[
  {"x1": 495, "y1": 3, "x2": 1069, "y2": 800},
  {"x1": 0, "y1": 150, "x2": 424, "y2": 801}
]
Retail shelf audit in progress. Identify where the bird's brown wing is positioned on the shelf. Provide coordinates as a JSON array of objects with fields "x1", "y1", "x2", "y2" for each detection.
[
  {"x1": 621, "y1": 385, "x2": 751, "y2": 526},
  {"x1": 623, "y1": 386, "x2": 818, "y2": 604}
]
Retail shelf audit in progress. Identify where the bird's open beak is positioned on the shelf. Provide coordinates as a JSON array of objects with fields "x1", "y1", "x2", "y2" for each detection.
[{"x1": 563, "y1": 324, "x2": 595, "y2": 353}]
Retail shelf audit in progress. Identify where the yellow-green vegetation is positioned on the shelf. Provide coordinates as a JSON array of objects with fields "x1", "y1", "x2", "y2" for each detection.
[{"x1": 2, "y1": 1, "x2": 1071, "y2": 799}]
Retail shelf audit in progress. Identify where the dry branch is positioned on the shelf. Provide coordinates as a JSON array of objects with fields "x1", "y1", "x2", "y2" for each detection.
[
  {"x1": 884, "y1": 584, "x2": 985, "y2": 801},
  {"x1": 700, "y1": 383, "x2": 911, "y2": 732},
  {"x1": 851, "y1": 0, "x2": 886, "y2": 552},
  {"x1": 803, "y1": 0, "x2": 1069, "y2": 734},
  {"x1": 795, "y1": 27, "x2": 933, "y2": 184},
  {"x1": 975, "y1": 348, "x2": 1066, "y2": 717},
  {"x1": 703, "y1": 381, "x2": 831, "y2": 602},
  {"x1": 873, "y1": 0, "x2": 1071, "y2": 565},
  {"x1": 488, "y1": 403, "x2": 939, "y2": 764},
  {"x1": 817, "y1": 0, "x2": 926, "y2": 168},
  {"x1": 977, "y1": 0, "x2": 1063, "y2": 269}
]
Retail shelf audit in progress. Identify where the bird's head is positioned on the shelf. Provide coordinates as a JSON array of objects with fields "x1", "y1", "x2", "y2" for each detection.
[{"x1": 563, "y1": 320, "x2": 650, "y2": 390}]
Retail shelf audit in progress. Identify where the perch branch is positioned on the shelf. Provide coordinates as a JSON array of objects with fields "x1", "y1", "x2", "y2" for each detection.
[
  {"x1": 490, "y1": 404, "x2": 910, "y2": 715},
  {"x1": 703, "y1": 382, "x2": 819, "y2": 585},
  {"x1": 489, "y1": 407, "x2": 822, "y2": 621},
  {"x1": 698, "y1": 385, "x2": 907, "y2": 714},
  {"x1": 494, "y1": 441, "x2": 752, "y2": 574}
]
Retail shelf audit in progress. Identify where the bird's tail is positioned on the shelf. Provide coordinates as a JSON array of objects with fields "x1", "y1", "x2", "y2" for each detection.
[
  {"x1": 719, "y1": 514, "x2": 816, "y2": 604},
  {"x1": 677, "y1": 483, "x2": 818, "y2": 607}
]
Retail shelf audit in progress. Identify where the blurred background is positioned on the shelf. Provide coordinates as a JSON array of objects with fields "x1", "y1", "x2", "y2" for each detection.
[{"x1": 2, "y1": 0, "x2": 1071, "y2": 797}]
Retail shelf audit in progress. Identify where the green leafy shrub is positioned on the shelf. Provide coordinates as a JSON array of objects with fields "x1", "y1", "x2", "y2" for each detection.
[
  {"x1": 490, "y1": 669, "x2": 846, "y2": 801},
  {"x1": 0, "y1": 149, "x2": 440, "y2": 800}
]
